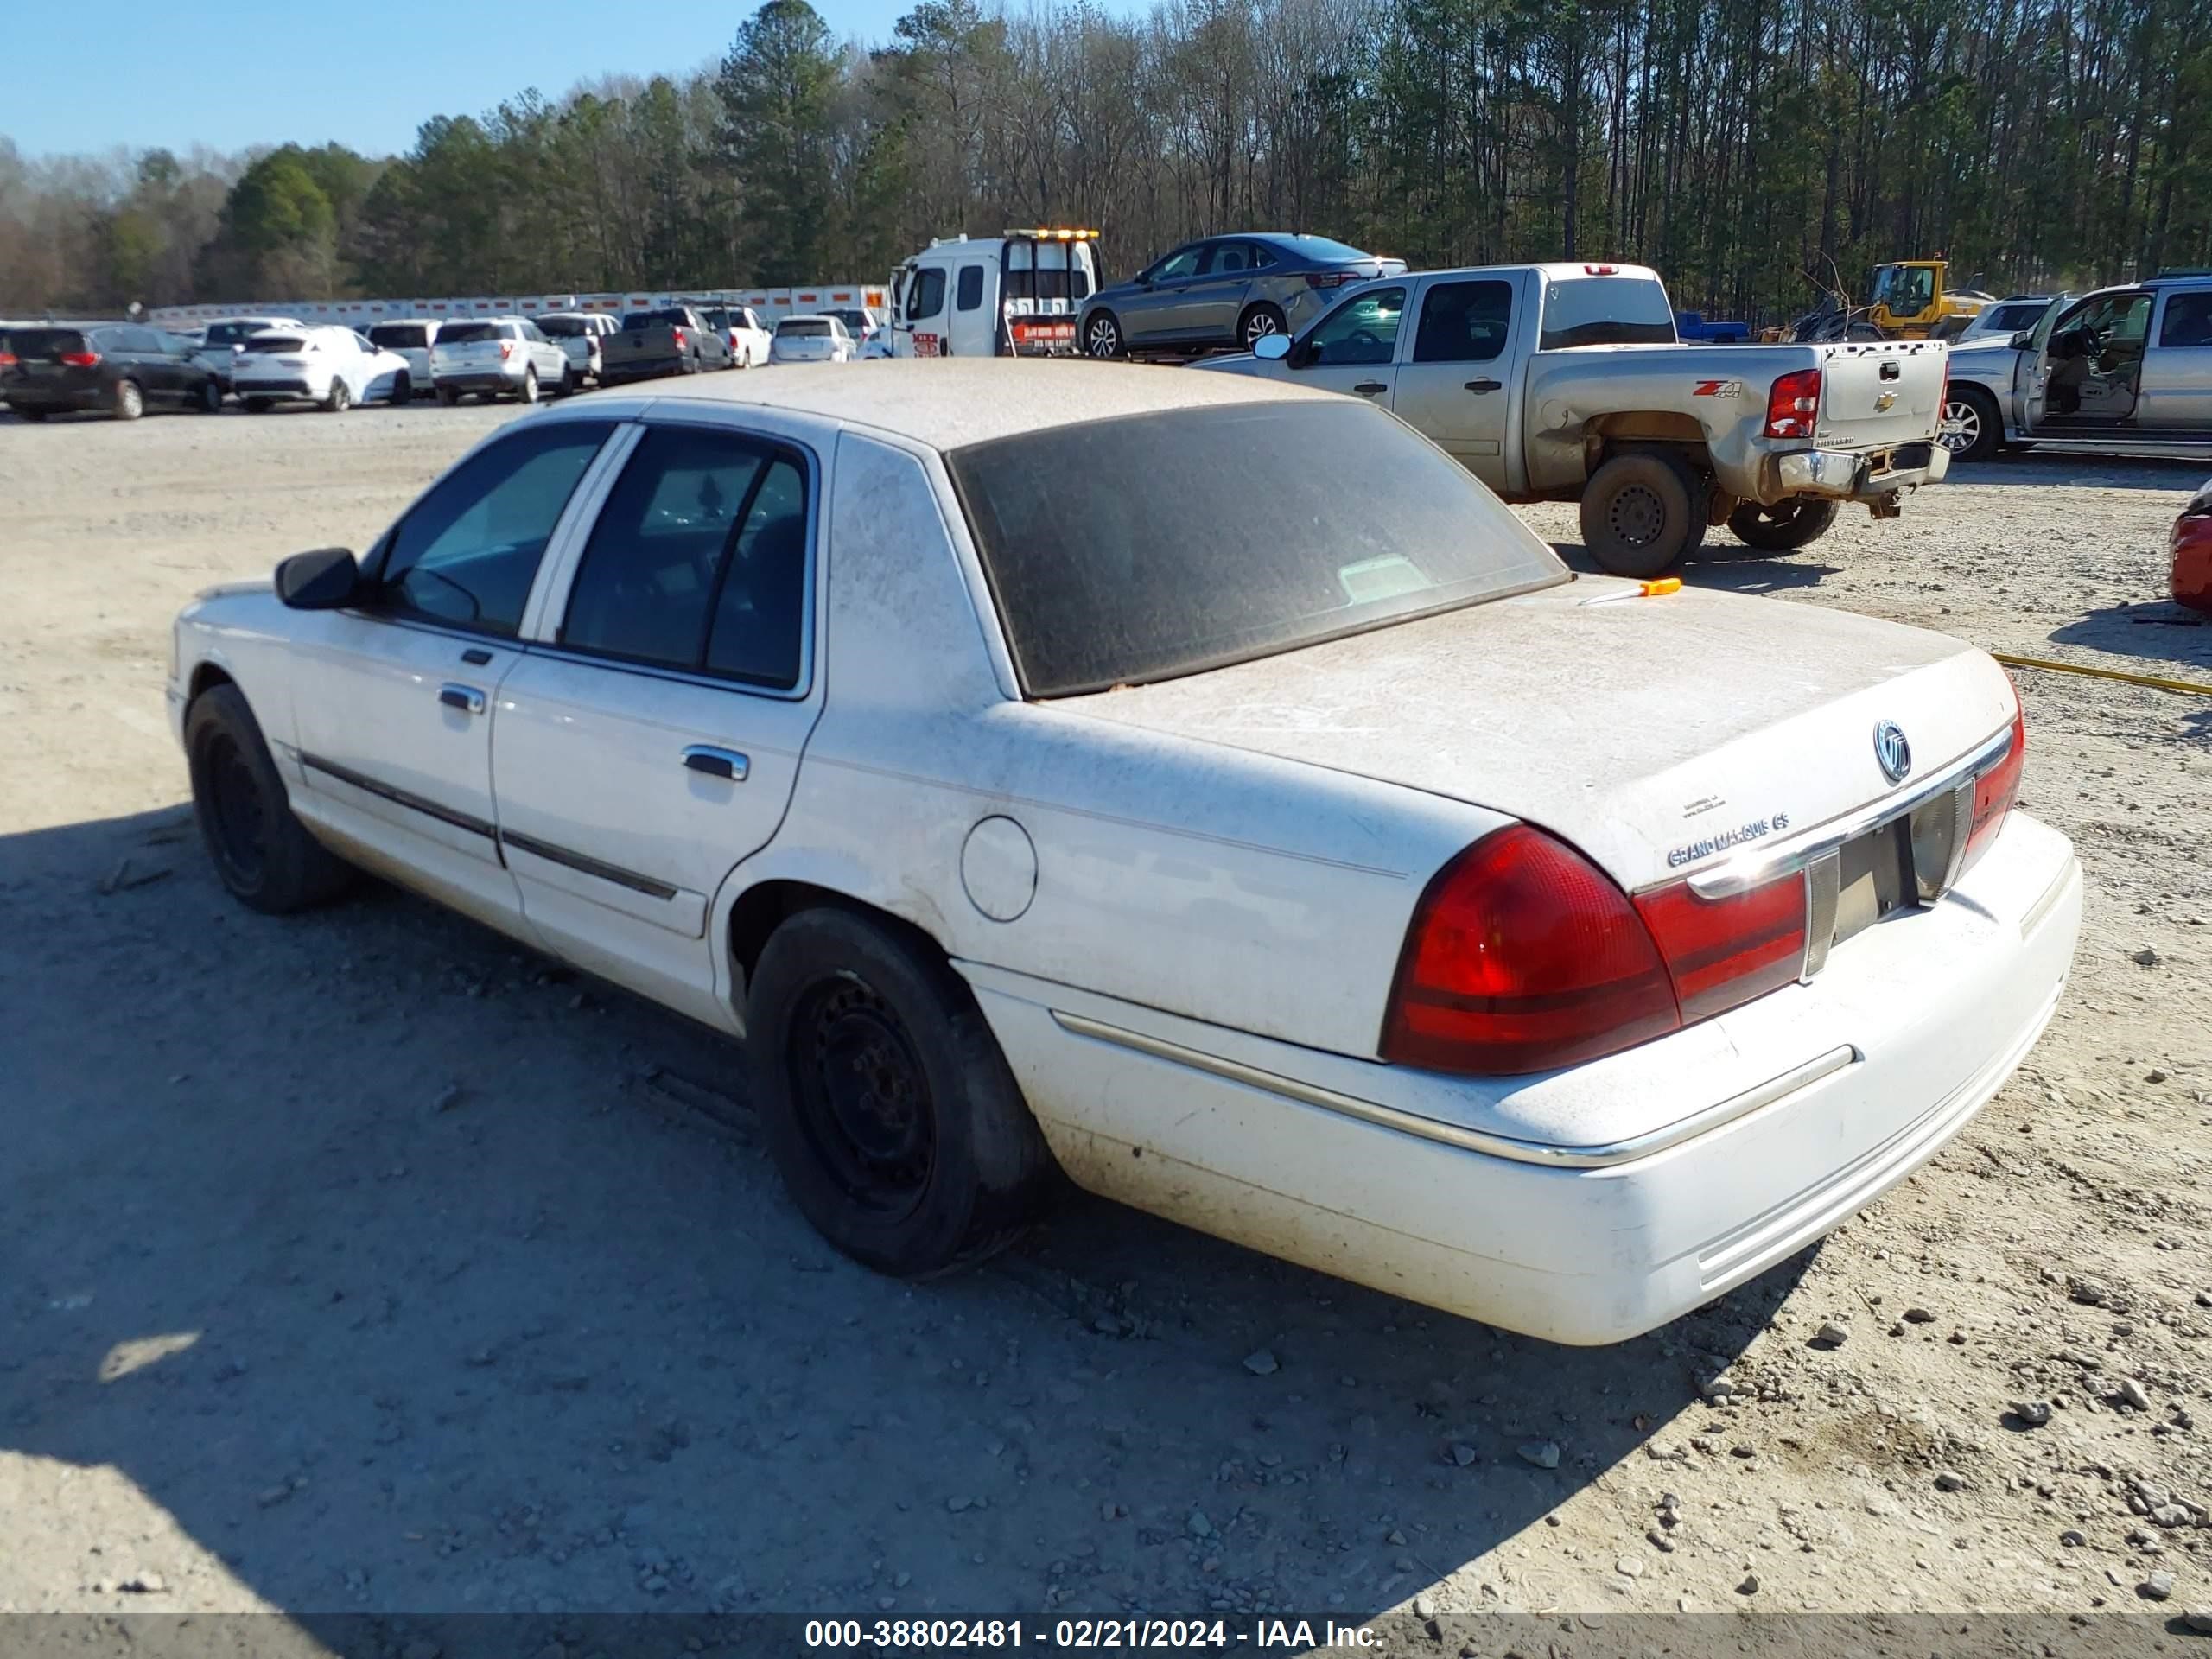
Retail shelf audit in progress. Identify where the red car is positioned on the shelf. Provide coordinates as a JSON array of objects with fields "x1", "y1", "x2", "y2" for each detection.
[{"x1": 2177, "y1": 477, "x2": 2212, "y2": 614}]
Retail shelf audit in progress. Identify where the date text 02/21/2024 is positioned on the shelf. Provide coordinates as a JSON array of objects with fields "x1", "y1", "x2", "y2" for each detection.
[{"x1": 804, "y1": 1619, "x2": 1380, "y2": 1649}]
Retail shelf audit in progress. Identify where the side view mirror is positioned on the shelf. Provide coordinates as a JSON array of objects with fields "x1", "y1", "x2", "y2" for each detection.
[
  {"x1": 1253, "y1": 333, "x2": 1293, "y2": 362},
  {"x1": 275, "y1": 547, "x2": 360, "y2": 610},
  {"x1": 2011, "y1": 328, "x2": 2036, "y2": 350}
]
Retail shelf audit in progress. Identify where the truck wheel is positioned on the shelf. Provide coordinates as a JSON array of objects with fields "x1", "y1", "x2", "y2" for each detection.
[
  {"x1": 1938, "y1": 386, "x2": 2002, "y2": 463},
  {"x1": 748, "y1": 906, "x2": 1057, "y2": 1277},
  {"x1": 1726, "y1": 499, "x2": 1839, "y2": 551},
  {"x1": 438, "y1": 385, "x2": 461, "y2": 407},
  {"x1": 1580, "y1": 453, "x2": 1707, "y2": 579}
]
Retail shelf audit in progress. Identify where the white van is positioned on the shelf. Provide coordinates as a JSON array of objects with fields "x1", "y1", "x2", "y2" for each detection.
[{"x1": 887, "y1": 229, "x2": 1103, "y2": 358}]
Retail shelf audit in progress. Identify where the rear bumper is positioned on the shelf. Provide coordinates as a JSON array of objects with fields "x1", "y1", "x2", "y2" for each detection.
[
  {"x1": 1774, "y1": 440, "x2": 1950, "y2": 502},
  {"x1": 3, "y1": 386, "x2": 105, "y2": 411},
  {"x1": 596, "y1": 360, "x2": 679, "y2": 383},
  {"x1": 234, "y1": 378, "x2": 318, "y2": 399},
  {"x1": 434, "y1": 368, "x2": 526, "y2": 391},
  {"x1": 961, "y1": 811, "x2": 2080, "y2": 1345}
]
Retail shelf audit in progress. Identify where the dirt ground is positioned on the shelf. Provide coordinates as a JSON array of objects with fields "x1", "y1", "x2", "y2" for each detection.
[{"x1": 2, "y1": 391, "x2": 2209, "y2": 1636}]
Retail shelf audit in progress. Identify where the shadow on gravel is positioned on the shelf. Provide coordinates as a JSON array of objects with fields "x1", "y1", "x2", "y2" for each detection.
[
  {"x1": 1554, "y1": 538, "x2": 1840, "y2": 595},
  {"x1": 2045, "y1": 602, "x2": 2212, "y2": 673},
  {"x1": 1, "y1": 804, "x2": 1802, "y2": 1632},
  {"x1": 1950, "y1": 451, "x2": 2209, "y2": 492}
]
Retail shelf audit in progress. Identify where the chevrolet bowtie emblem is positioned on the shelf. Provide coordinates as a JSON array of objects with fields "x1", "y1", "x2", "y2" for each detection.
[{"x1": 1874, "y1": 390, "x2": 1897, "y2": 411}]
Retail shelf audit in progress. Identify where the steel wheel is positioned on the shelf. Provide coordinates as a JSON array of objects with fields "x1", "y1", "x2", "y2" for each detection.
[
  {"x1": 787, "y1": 973, "x2": 937, "y2": 1219},
  {"x1": 1605, "y1": 480, "x2": 1669, "y2": 548},
  {"x1": 1085, "y1": 314, "x2": 1122, "y2": 359},
  {"x1": 1936, "y1": 397, "x2": 1980, "y2": 454},
  {"x1": 200, "y1": 728, "x2": 272, "y2": 893}
]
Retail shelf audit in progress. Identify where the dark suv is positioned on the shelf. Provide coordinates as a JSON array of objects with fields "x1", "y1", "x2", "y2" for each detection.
[
  {"x1": 2, "y1": 324, "x2": 222, "y2": 421},
  {"x1": 1079, "y1": 233, "x2": 1407, "y2": 359}
]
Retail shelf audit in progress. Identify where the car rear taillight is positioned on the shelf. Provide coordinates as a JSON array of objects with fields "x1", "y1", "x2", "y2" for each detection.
[
  {"x1": 1304, "y1": 272, "x2": 1356, "y2": 289},
  {"x1": 672, "y1": 327, "x2": 687, "y2": 348},
  {"x1": 0, "y1": 351, "x2": 16, "y2": 368},
  {"x1": 498, "y1": 341, "x2": 515, "y2": 359},
  {"x1": 60, "y1": 351, "x2": 100, "y2": 368},
  {"x1": 1764, "y1": 367, "x2": 1821, "y2": 439},
  {"x1": 1959, "y1": 688, "x2": 2026, "y2": 875},
  {"x1": 1382, "y1": 824, "x2": 1817, "y2": 1077}
]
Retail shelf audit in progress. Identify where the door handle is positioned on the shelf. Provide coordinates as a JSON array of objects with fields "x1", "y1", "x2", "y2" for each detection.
[
  {"x1": 460, "y1": 647, "x2": 493, "y2": 665},
  {"x1": 1465, "y1": 378, "x2": 1503, "y2": 393},
  {"x1": 438, "y1": 683, "x2": 486, "y2": 715},
  {"x1": 1353, "y1": 381, "x2": 1389, "y2": 395},
  {"x1": 682, "y1": 745, "x2": 749, "y2": 782}
]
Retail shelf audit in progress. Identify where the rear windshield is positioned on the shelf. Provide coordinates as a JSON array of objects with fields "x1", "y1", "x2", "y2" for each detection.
[
  {"x1": 369, "y1": 323, "x2": 429, "y2": 348},
  {"x1": 1277, "y1": 235, "x2": 1373, "y2": 264},
  {"x1": 436, "y1": 321, "x2": 500, "y2": 344},
  {"x1": 537, "y1": 315, "x2": 594, "y2": 337},
  {"x1": 1538, "y1": 276, "x2": 1678, "y2": 349},
  {"x1": 242, "y1": 335, "x2": 303, "y2": 353},
  {"x1": 779, "y1": 319, "x2": 830, "y2": 337},
  {"x1": 624, "y1": 309, "x2": 690, "y2": 329},
  {"x1": 9, "y1": 327, "x2": 88, "y2": 359},
  {"x1": 947, "y1": 401, "x2": 1566, "y2": 696},
  {"x1": 829, "y1": 309, "x2": 871, "y2": 327},
  {"x1": 205, "y1": 321, "x2": 277, "y2": 346}
]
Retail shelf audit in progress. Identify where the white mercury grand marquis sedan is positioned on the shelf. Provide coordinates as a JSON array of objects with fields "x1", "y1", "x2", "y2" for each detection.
[{"x1": 167, "y1": 362, "x2": 2082, "y2": 1344}]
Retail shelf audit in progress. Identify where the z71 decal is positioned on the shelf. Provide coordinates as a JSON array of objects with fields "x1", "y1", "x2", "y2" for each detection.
[{"x1": 1692, "y1": 379, "x2": 1745, "y2": 397}]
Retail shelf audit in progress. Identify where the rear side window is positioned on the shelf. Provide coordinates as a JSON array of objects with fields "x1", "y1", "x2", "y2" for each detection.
[
  {"x1": 2159, "y1": 293, "x2": 2212, "y2": 347},
  {"x1": 560, "y1": 428, "x2": 808, "y2": 689},
  {"x1": 372, "y1": 422, "x2": 615, "y2": 636},
  {"x1": 1413, "y1": 280, "x2": 1513, "y2": 364},
  {"x1": 1538, "y1": 276, "x2": 1676, "y2": 350},
  {"x1": 957, "y1": 266, "x2": 984, "y2": 311},
  {"x1": 119, "y1": 327, "x2": 164, "y2": 352},
  {"x1": 906, "y1": 267, "x2": 946, "y2": 321}
]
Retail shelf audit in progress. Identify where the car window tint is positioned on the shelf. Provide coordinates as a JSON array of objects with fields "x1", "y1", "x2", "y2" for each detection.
[
  {"x1": 2159, "y1": 293, "x2": 2212, "y2": 348},
  {"x1": 703, "y1": 456, "x2": 809, "y2": 689},
  {"x1": 1303, "y1": 286, "x2": 1405, "y2": 366},
  {"x1": 119, "y1": 327, "x2": 163, "y2": 352},
  {"x1": 1201, "y1": 243, "x2": 1249, "y2": 276},
  {"x1": 1537, "y1": 276, "x2": 1676, "y2": 349},
  {"x1": 957, "y1": 265, "x2": 985, "y2": 312},
  {"x1": 1249, "y1": 242, "x2": 1277, "y2": 270},
  {"x1": 1154, "y1": 245, "x2": 1202, "y2": 282},
  {"x1": 375, "y1": 423, "x2": 615, "y2": 635},
  {"x1": 906, "y1": 267, "x2": 947, "y2": 321},
  {"x1": 1413, "y1": 279, "x2": 1513, "y2": 364},
  {"x1": 561, "y1": 428, "x2": 771, "y2": 670}
]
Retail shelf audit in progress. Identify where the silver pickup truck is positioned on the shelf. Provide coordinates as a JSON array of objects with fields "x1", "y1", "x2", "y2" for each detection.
[
  {"x1": 1194, "y1": 262, "x2": 1949, "y2": 576},
  {"x1": 1940, "y1": 273, "x2": 2212, "y2": 462}
]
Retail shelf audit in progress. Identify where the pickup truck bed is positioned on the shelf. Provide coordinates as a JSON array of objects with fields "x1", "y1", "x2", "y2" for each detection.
[{"x1": 600, "y1": 308, "x2": 729, "y2": 385}]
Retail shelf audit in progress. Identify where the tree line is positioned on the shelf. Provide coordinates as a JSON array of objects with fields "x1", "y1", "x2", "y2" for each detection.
[{"x1": 3, "y1": 0, "x2": 2208, "y2": 326}]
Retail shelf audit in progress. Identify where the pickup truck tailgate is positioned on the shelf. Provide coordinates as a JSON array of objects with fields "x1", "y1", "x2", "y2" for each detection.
[{"x1": 1816, "y1": 340, "x2": 1946, "y2": 449}]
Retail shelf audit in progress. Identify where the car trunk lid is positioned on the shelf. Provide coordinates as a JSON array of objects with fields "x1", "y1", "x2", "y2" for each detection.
[{"x1": 1056, "y1": 580, "x2": 2016, "y2": 896}]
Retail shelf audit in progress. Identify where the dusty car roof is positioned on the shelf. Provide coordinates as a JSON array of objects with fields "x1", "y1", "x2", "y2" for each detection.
[{"x1": 615, "y1": 359, "x2": 1333, "y2": 449}]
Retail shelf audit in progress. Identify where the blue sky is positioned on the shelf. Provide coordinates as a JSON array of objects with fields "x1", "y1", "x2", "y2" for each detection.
[{"x1": 8, "y1": 0, "x2": 924, "y2": 160}]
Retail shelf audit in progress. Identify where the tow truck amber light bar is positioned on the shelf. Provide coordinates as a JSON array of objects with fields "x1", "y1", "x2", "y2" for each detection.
[{"x1": 1002, "y1": 228, "x2": 1102, "y2": 241}]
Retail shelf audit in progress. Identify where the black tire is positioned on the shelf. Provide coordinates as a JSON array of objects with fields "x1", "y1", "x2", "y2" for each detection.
[
  {"x1": 1238, "y1": 302, "x2": 1287, "y2": 348},
  {"x1": 1579, "y1": 452, "x2": 1707, "y2": 578},
  {"x1": 322, "y1": 375, "x2": 352, "y2": 413},
  {"x1": 555, "y1": 365, "x2": 573, "y2": 397},
  {"x1": 19, "y1": 407, "x2": 48, "y2": 423},
  {"x1": 1084, "y1": 310, "x2": 1123, "y2": 359},
  {"x1": 748, "y1": 906, "x2": 1056, "y2": 1277},
  {"x1": 518, "y1": 366, "x2": 538, "y2": 404},
  {"x1": 1939, "y1": 385, "x2": 2002, "y2": 463},
  {"x1": 1726, "y1": 497, "x2": 1840, "y2": 551},
  {"x1": 244, "y1": 397, "x2": 271, "y2": 413},
  {"x1": 194, "y1": 378, "x2": 222, "y2": 413},
  {"x1": 185, "y1": 684, "x2": 354, "y2": 914},
  {"x1": 438, "y1": 385, "x2": 461, "y2": 407},
  {"x1": 112, "y1": 378, "x2": 145, "y2": 421},
  {"x1": 390, "y1": 371, "x2": 410, "y2": 404}
]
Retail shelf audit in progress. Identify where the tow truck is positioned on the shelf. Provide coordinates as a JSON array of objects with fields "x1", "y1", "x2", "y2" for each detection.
[{"x1": 887, "y1": 229, "x2": 1103, "y2": 358}]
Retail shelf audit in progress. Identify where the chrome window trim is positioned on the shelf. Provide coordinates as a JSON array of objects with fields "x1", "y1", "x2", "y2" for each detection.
[{"x1": 1052, "y1": 1010, "x2": 1859, "y2": 1170}]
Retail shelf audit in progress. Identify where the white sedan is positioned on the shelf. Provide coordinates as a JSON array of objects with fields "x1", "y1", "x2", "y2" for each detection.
[
  {"x1": 166, "y1": 364, "x2": 2081, "y2": 1344},
  {"x1": 232, "y1": 327, "x2": 413, "y2": 412}
]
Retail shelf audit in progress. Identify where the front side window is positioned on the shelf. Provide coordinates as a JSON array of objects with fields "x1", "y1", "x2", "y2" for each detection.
[
  {"x1": 1413, "y1": 280, "x2": 1513, "y2": 363},
  {"x1": 2162, "y1": 292, "x2": 2212, "y2": 348},
  {"x1": 1300, "y1": 286, "x2": 1405, "y2": 366},
  {"x1": 957, "y1": 265, "x2": 984, "y2": 312},
  {"x1": 1149, "y1": 245, "x2": 1203, "y2": 283},
  {"x1": 906, "y1": 267, "x2": 947, "y2": 321},
  {"x1": 371, "y1": 422, "x2": 615, "y2": 635},
  {"x1": 949, "y1": 401, "x2": 1564, "y2": 696}
]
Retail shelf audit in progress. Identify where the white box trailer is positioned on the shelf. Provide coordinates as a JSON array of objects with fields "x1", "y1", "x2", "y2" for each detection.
[{"x1": 149, "y1": 283, "x2": 890, "y2": 331}]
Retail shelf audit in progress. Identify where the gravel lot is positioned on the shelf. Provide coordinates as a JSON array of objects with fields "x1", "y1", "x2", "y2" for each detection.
[{"x1": 2, "y1": 391, "x2": 2209, "y2": 1633}]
